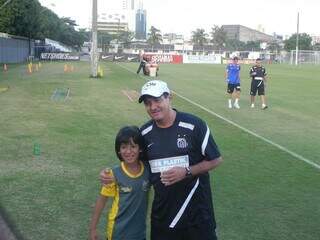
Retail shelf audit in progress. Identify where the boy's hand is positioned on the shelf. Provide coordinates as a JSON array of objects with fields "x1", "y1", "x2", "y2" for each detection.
[{"x1": 100, "y1": 168, "x2": 114, "y2": 186}]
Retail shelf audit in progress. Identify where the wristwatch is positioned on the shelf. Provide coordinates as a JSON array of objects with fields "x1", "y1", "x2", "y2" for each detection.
[{"x1": 185, "y1": 166, "x2": 192, "y2": 177}]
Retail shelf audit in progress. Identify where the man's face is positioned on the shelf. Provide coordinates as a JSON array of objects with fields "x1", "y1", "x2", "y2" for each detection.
[
  {"x1": 143, "y1": 94, "x2": 171, "y2": 122},
  {"x1": 256, "y1": 60, "x2": 262, "y2": 67}
]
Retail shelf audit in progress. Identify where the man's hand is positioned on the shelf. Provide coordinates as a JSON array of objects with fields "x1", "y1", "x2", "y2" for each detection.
[
  {"x1": 160, "y1": 167, "x2": 187, "y2": 186},
  {"x1": 100, "y1": 168, "x2": 114, "y2": 186}
]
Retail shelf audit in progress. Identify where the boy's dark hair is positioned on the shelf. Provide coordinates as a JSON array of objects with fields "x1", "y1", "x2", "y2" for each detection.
[{"x1": 115, "y1": 126, "x2": 145, "y2": 161}]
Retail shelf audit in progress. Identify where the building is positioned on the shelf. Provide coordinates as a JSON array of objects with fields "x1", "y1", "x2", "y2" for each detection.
[
  {"x1": 98, "y1": 0, "x2": 138, "y2": 32},
  {"x1": 162, "y1": 33, "x2": 184, "y2": 45},
  {"x1": 97, "y1": 21, "x2": 129, "y2": 34},
  {"x1": 222, "y1": 25, "x2": 274, "y2": 43},
  {"x1": 135, "y1": 9, "x2": 147, "y2": 40}
]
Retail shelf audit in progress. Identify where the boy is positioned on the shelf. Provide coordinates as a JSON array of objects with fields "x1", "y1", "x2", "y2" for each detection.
[{"x1": 89, "y1": 126, "x2": 150, "y2": 240}]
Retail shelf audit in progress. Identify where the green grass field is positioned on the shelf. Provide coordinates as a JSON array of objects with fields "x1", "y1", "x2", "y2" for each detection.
[{"x1": 0, "y1": 61, "x2": 319, "y2": 240}]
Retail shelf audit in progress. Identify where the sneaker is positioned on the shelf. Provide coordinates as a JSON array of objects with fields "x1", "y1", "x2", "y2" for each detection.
[
  {"x1": 262, "y1": 105, "x2": 268, "y2": 110},
  {"x1": 250, "y1": 104, "x2": 255, "y2": 108},
  {"x1": 228, "y1": 103, "x2": 232, "y2": 109},
  {"x1": 234, "y1": 102, "x2": 240, "y2": 109}
]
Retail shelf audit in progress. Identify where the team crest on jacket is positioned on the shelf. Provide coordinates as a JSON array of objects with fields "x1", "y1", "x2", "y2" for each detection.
[{"x1": 177, "y1": 135, "x2": 188, "y2": 148}]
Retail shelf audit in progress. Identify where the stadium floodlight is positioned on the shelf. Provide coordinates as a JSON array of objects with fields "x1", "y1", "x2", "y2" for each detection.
[
  {"x1": 0, "y1": 0, "x2": 13, "y2": 10},
  {"x1": 91, "y1": 0, "x2": 98, "y2": 77}
]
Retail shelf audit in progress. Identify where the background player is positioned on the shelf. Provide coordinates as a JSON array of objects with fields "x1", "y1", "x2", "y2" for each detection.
[
  {"x1": 225, "y1": 56, "x2": 241, "y2": 109},
  {"x1": 249, "y1": 58, "x2": 268, "y2": 109}
]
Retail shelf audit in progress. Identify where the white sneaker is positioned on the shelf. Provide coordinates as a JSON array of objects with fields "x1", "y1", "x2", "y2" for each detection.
[
  {"x1": 251, "y1": 104, "x2": 255, "y2": 108},
  {"x1": 228, "y1": 103, "x2": 232, "y2": 109},
  {"x1": 234, "y1": 102, "x2": 240, "y2": 109}
]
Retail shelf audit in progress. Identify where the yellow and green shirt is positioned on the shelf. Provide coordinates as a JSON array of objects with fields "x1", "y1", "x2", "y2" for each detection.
[{"x1": 101, "y1": 161, "x2": 150, "y2": 240}]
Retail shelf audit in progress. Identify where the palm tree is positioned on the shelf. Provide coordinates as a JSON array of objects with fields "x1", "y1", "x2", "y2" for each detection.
[
  {"x1": 191, "y1": 28, "x2": 208, "y2": 46},
  {"x1": 210, "y1": 25, "x2": 227, "y2": 50},
  {"x1": 147, "y1": 26, "x2": 162, "y2": 49}
]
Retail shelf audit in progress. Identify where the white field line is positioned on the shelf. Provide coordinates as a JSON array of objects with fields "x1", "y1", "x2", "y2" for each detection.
[
  {"x1": 121, "y1": 90, "x2": 134, "y2": 102},
  {"x1": 116, "y1": 63, "x2": 320, "y2": 170}
]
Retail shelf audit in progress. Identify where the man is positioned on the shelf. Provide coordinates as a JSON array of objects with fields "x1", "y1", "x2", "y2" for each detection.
[
  {"x1": 225, "y1": 56, "x2": 241, "y2": 109},
  {"x1": 136, "y1": 53, "x2": 147, "y2": 75},
  {"x1": 249, "y1": 58, "x2": 268, "y2": 109},
  {"x1": 101, "y1": 80, "x2": 223, "y2": 240}
]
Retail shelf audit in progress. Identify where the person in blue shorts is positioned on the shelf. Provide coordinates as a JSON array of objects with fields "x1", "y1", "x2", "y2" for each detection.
[
  {"x1": 225, "y1": 56, "x2": 241, "y2": 109},
  {"x1": 90, "y1": 126, "x2": 150, "y2": 240}
]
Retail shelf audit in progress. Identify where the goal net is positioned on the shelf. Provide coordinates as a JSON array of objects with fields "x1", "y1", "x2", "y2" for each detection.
[{"x1": 290, "y1": 50, "x2": 320, "y2": 64}]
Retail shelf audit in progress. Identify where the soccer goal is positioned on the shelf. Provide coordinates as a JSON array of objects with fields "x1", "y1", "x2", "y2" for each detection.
[{"x1": 290, "y1": 50, "x2": 320, "y2": 65}]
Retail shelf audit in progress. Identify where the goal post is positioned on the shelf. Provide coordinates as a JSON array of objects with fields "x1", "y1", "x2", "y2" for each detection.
[{"x1": 290, "y1": 50, "x2": 320, "y2": 65}]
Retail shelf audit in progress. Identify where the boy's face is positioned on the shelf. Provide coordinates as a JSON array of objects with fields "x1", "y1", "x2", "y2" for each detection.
[{"x1": 119, "y1": 139, "x2": 140, "y2": 164}]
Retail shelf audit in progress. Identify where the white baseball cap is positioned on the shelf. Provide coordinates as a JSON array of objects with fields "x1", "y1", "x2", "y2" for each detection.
[{"x1": 138, "y1": 80, "x2": 170, "y2": 103}]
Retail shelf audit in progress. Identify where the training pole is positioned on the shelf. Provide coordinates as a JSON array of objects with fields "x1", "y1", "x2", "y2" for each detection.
[{"x1": 90, "y1": 0, "x2": 98, "y2": 77}]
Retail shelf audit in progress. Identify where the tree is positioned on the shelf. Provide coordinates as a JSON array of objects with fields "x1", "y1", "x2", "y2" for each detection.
[
  {"x1": 244, "y1": 41, "x2": 261, "y2": 51},
  {"x1": 0, "y1": 0, "x2": 87, "y2": 50},
  {"x1": 191, "y1": 28, "x2": 208, "y2": 46},
  {"x1": 284, "y1": 33, "x2": 312, "y2": 51},
  {"x1": 147, "y1": 26, "x2": 162, "y2": 47},
  {"x1": 313, "y1": 43, "x2": 320, "y2": 51},
  {"x1": 119, "y1": 30, "x2": 134, "y2": 47},
  {"x1": 210, "y1": 25, "x2": 227, "y2": 49},
  {"x1": 98, "y1": 32, "x2": 112, "y2": 52},
  {"x1": 267, "y1": 41, "x2": 282, "y2": 52},
  {"x1": 0, "y1": 0, "x2": 42, "y2": 38},
  {"x1": 225, "y1": 39, "x2": 246, "y2": 51}
]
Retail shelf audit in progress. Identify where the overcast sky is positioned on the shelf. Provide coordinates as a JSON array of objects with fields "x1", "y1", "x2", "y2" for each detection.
[{"x1": 39, "y1": 0, "x2": 320, "y2": 38}]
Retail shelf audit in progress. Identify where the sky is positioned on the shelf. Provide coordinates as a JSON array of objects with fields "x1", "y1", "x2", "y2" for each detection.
[{"x1": 39, "y1": 0, "x2": 320, "y2": 39}]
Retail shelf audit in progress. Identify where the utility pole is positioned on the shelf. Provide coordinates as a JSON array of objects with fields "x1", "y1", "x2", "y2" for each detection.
[
  {"x1": 295, "y1": 12, "x2": 299, "y2": 66},
  {"x1": 91, "y1": 0, "x2": 98, "y2": 77}
]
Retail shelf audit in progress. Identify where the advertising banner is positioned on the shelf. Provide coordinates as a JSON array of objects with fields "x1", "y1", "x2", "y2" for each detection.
[
  {"x1": 144, "y1": 54, "x2": 183, "y2": 64},
  {"x1": 41, "y1": 53, "x2": 80, "y2": 60},
  {"x1": 222, "y1": 59, "x2": 256, "y2": 65},
  {"x1": 100, "y1": 54, "x2": 139, "y2": 62},
  {"x1": 183, "y1": 54, "x2": 222, "y2": 64}
]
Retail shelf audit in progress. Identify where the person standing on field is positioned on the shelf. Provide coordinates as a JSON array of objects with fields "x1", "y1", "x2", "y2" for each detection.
[
  {"x1": 101, "y1": 80, "x2": 223, "y2": 240},
  {"x1": 225, "y1": 56, "x2": 241, "y2": 109},
  {"x1": 249, "y1": 58, "x2": 268, "y2": 109},
  {"x1": 90, "y1": 126, "x2": 150, "y2": 240}
]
